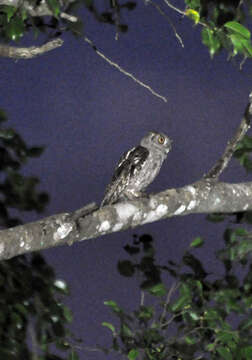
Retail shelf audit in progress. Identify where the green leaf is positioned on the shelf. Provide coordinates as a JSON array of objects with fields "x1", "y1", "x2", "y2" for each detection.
[
  {"x1": 121, "y1": 323, "x2": 133, "y2": 337},
  {"x1": 185, "y1": 9, "x2": 200, "y2": 24},
  {"x1": 185, "y1": 335, "x2": 197, "y2": 344},
  {"x1": 137, "y1": 306, "x2": 154, "y2": 320},
  {"x1": 190, "y1": 236, "x2": 204, "y2": 248},
  {"x1": 5, "y1": 17, "x2": 25, "y2": 41},
  {"x1": 1, "y1": 5, "x2": 16, "y2": 22},
  {"x1": 128, "y1": 349, "x2": 139, "y2": 360},
  {"x1": 46, "y1": 0, "x2": 60, "y2": 17},
  {"x1": 224, "y1": 21, "x2": 250, "y2": 40},
  {"x1": 148, "y1": 283, "x2": 166, "y2": 297},
  {"x1": 242, "y1": 346, "x2": 252, "y2": 358},
  {"x1": 202, "y1": 27, "x2": 221, "y2": 57},
  {"x1": 102, "y1": 322, "x2": 115, "y2": 333},
  {"x1": 104, "y1": 300, "x2": 121, "y2": 313},
  {"x1": 216, "y1": 346, "x2": 232, "y2": 360}
]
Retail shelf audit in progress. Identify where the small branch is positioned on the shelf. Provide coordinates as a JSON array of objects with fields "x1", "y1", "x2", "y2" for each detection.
[
  {"x1": 83, "y1": 36, "x2": 167, "y2": 103},
  {"x1": 60, "y1": 12, "x2": 78, "y2": 22},
  {"x1": 204, "y1": 91, "x2": 252, "y2": 180},
  {"x1": 145, "y1": 0, "x2": 184, "y2": 47},
  {"x1": 0, "y1": 39, "x2": 63, "y2": 59},
  {"x1": 160, "y1": 281, "x2": 179, "y2": 325},
  {"x1": 162, "y1": 0, "x2": 185, "y2": 16}
]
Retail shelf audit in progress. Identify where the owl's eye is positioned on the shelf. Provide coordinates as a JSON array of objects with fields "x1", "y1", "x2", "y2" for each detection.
[{"x1": 158, "y1": 136, "x2": 165, "y2": 144}]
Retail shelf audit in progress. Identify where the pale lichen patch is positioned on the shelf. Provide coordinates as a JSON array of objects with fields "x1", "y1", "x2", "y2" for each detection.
[
  {"x1": 53, "y1": 222, "x2": 73, "y2": 241},
  {"x1": 115, "y1": 203, "x2": 138, "y2": 222},
  {"x1": 99, "y1": 220, "x2": 110, "y2": 232},
  {"x1": 187, "y1": 200, "x2": 196, "y2": 210},
  {"x1": 156, "y1": 204, "x2": 168, "y2": 216},
  {"x1": 174, "y1": 204, "x2": 186, "y2": 215},
  {"x1": 25, "y1": 243, "x2": 31, "y2": 251},
  {"x1": 187, "y1": 185, "x2": 196, "y2": 196},
  {"x1": 142, "y1": 211, "x2": 157, "y2": 224},
  {"x1": 142, "y1": 204, "x2": 167, "y2": 224},
  {"x1": 112, "y1": 223, "x2": 124, "y2": 232},
  {"x1": 149, "y1": 197, "x2": 158, "y2": 209},
  {"x1": 0, "y1": 242, "x2": 4, "y2": 254}
]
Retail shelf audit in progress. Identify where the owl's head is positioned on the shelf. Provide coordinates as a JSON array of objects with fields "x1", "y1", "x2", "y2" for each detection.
[{"x1": 140, "y1": 131, "x2": 172, "y2": 155}]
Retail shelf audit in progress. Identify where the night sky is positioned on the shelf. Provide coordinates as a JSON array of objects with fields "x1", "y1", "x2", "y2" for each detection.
[{"x1": 0, "y1": 1, "x2": 252, "y2": 359}]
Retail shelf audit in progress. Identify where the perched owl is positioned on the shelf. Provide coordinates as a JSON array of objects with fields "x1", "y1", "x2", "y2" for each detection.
[{"x1": 101, "y1": 131, "x2": 172, "y2": 206}]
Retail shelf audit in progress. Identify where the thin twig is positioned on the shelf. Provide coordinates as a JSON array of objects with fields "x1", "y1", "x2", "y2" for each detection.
[
  {"x1": 162, "y1": 0, "x2": 207, "y2": 27},
  {"x1": 163, "y1": 0, "x2": 185, "y2": 16},
  {"x1": 204, "y1": 91, "x2": 252, "y2": 180},
  {"x1": 60, "y1": 12, "x2": 78, "y2": 22},
  {"x1": 160, "y1": 281, "x2": 179, "y2": 325},
  {"x1": 145, "y1": 0, "x2": 184, "y2": 47},
  {"x1": 83, "y1": 36, "x2": 167, "y2": 103}
]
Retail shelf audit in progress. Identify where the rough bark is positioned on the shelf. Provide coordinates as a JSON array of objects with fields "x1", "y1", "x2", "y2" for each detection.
[
  {"x1": 0, "y1": 39, "x2": 64, "y2": 59},
  {"x1": 0, "y1": 180, "x2": 252, "y2": 261}
]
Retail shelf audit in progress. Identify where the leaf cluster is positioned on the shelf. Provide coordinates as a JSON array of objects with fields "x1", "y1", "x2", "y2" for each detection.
[
  {"x1": 0, "y1": 110, "x2": 79, "y2": 360},
  {"x1": 0, "y1": 109, "x2": 48, "y2": 228},
  {"x1": 100, "y1": 231, "x2": 252, "y2": 359},
  {"x1": 185, "y1": 0, "x2": 252, "y2": 60}
]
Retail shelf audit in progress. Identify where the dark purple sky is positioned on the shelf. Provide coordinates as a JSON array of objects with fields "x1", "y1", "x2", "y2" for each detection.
[{"x1": 0, "y1": 1, "x2": 252, "y2": 358}]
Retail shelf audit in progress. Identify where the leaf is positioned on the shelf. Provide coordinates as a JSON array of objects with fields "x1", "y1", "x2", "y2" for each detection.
[
  {"x1": 102, "y1": 322, "x2": 115, "y2": 333},
  {"x1": 63, "y1": 305, "x2": 73, "y2": 323},
  {"x1": 242, "y1": 346, "x2": 252, "y2": 358},
  {"x1": 1, "y1": 5, "x2": 16, "y2": 22},
  {"x1": 27, "y1": 147, "x2": 44, "y2": 158},
  {"x1": 224, "y1": 21, "x2": 250, "y2": 40},
  {"x1": 5, "y1": 17, "x2": 25, "y2": 41},
  {"x1": 104, "y1": 300, "x2": 121, "y2": 313},
  {"x1": 202, "y1": 27, "x2": 221, "y2": 57},
  {"x1": 121, "y1": 323, "x2": 133, "y2": 337},
  {"x1": 185, "y1": 9, "x2": 200, "y2": 24},
  {"x1": 128, "y1": 349, "x2": 139, "y2": 360},
  {"x1": 0, "y1": 129, "x2": 15, "y2": 140},
  {"x1": 207, "y1": 213, "x2": 226, "y2": 222},
  {"x1": 190, "y1": 236, "x2": 204, "y2": 248},
  {"x1": 46, "y1": 0, "x2": 60, "y2": 17},
  {"x1": 117, "y1": 260, "x2": 135, "y2": 277},
  {"x1": 216, "y1": 346, "x2": 232, "y2": 360},
  {"x1": 137, "y1": 306, "x2": 154, "y2": 320},
  {"x1": 148, "y1": 283, "x2": 166, "y2": 297},
  {"x1": 0, "y1": 109, "x2": 7, "y2": 122}
]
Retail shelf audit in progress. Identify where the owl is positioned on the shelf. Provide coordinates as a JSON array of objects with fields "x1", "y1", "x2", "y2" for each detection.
[{"x1": 101, "y1": 131, "x2": 172, "y2": 206}]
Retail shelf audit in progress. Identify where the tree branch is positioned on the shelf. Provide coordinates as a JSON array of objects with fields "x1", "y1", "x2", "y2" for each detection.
[
  {"x1": 0, "y1": 39, "x2": 64, "y2": 59},
  {"x1": 204, "y1": 91, "x2": 252, "y2": 180},
  {"x1": 0, "y1": 181, "x2": 252, "y2": 261}
]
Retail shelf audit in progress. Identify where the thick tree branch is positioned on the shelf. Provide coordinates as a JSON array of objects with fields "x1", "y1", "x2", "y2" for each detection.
[
  {"x1": 0, "y1": 181, "x2": 252, "y2": 261},
  {"x1": 0, "y1": 39, "x2": 63, "y2": 59}
]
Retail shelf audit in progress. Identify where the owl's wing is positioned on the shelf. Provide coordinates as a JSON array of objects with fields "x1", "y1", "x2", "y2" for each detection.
[{"x1": 101, "y1": 145, "x2": 149, "y2": 206}]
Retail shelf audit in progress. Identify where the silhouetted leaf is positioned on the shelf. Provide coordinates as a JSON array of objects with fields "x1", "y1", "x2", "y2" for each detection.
[{"x1": 117, "y1": 260, "x2": 135, "y2": 277}]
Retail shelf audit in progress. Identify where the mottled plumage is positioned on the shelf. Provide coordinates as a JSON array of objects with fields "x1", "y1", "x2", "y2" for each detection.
[{"x1": 101, "y1": 131, "x2": 172, "y2": 206}]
